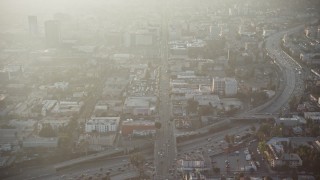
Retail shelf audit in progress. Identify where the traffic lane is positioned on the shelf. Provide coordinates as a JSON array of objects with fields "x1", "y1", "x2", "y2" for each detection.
[{"x1": 178, "y1": 124, "x2": 254, "y2": 149}]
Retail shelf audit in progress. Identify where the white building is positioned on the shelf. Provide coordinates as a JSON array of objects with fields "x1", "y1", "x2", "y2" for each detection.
[
  {"x1": 276, "y1": 115, "x2": 306, "y2": 127},
  {"x1": 225, "y1": 78, "x2": 238, "y2": 96},
  {"x1": 85, "y1": 117, "x2": 120, "y2": 133},
  {"x1": 212, "y1": 77, "x2": 237, "y2": 96},
  {"x1": 53, "y1": 81, "x2": 69, "y2": 90}
]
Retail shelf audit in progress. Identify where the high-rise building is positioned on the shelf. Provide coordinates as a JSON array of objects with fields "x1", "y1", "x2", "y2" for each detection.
[
  {"x1": 45, "y1": 20, "x2": 61, "y2": 48},
  {"x1": 28, "y1": 16, "x2": 38, "y2": 37}
]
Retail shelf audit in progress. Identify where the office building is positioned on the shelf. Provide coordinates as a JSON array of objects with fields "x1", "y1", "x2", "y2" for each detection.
[
  {"x1": 45, "y1": 20, "x2": 61, "y2": 48},
  {"x1": 212, "y1": 77, "x2": 238, "y2": 96},
  {"x1": 28, "y1": 16, "x2": 38, "y2": 37}
]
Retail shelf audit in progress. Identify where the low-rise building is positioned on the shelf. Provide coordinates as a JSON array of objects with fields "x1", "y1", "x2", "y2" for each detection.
[
  {"x1": 22, "y1": 136, "x2": 58, "y2": 148},
  {"x1": 193, "y1": 95, "x2": 220, "y2": 107},
  {"x1": 266, "y1": 137, "x2": 303, "y2": 168},
  {"x1": 304, "y1": 112, "x2": 320, "y2": 123},
  {"x1": 85, "y1": 117, "x2": 120, "y2": 133},
  {"x1": 177, "y1": 154, "x2": 208, "y2": 172},
  {"x1": 38, "y1": 117, "x2": 70, "y2": 131},
  {"x1": 275, "y1": 115, "x2": 306, "y2": 127},
  {"x1": 212, "y1": 77, "x2": 238, "y2": 96},
  {"x1": 51, "y1": 101, "x2": 83, "y2": 116},
  {"x1": 123, "y1": 96, "x2": 157, "y2": 116},
  {"x1": 121, "y1": 119, "x2": 156, "y2": 137}
]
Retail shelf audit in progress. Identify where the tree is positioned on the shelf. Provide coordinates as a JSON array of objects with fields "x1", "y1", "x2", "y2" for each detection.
[
  {"x1": 130, "y1": 153, "x2": 145, "y2": 178},
  {"x1": 58, "y1": 133, "x2": 72, "y2": 153},
  {"x1": 230, "y1": 134, "x2": 235, "y2": 144},
  {"x1": 186, "y1": 99, "x2": 199, "y2": 114},
  {"x1": 39, "y1": 124, "x2": 56, "y2": 137},
  {"x1": 225, "y1": 134, "x2": 231, "y2": 144},
  {"x1": 258, "y1": 141, "x2": 267, "y2": 153},
  {"x1": 155, "y1": 122, "x2": 162, "y2": 129},
  {"x1": 250, "y1": 125, "x2": 256, "y2": 132},
  {"x1": 289, "y1": 95, "x2": 297, "y2": 111}
]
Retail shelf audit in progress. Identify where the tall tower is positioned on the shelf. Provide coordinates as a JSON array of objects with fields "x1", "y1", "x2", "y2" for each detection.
[
  {"x1": 28, "y1": 16, "x2": 38, "y2": 37},
  {"x1": 45, "y1": 20, "x2": 61, "y2": 48}
]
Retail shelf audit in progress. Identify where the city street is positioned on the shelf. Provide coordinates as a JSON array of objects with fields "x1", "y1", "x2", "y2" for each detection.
[{"x1": 153, "y1": 1, "x2": 177, "y2": 179}]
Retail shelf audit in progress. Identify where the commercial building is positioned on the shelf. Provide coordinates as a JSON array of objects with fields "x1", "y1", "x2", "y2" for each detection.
[
  {"x1": 51, "y1": 101, "x2": 83, "y2": 116},
  {"x1": 28, "y1": 16, "x2": 38, "y2": 37},
  {"x1": 193, "y1": 95, "x2": 220, "y2": 107},
  {"x1": 123, "y1": 96, "x2": 157, "y2": 116},
  {"x1": 121, "y1": 119, "x2": 156, "y2": 136},
  {"x1": 212, "y1": 77, "x2": 238, "y2": 96},
  {"x1": 22, "y1": 137, "x2": 58, "y2": 148},
  {"x1": 45, "y1": 20, "x2": 61, "y2": 48},
  {"x1": 38, "y1": 117, "x2": 70, "y2": 131},
  {"x1": 124, "y1": 30, "x2": 156, "y2": 47},
  {"x1": 266, "y1": 137, "x2": 303, "y2": 168},
  {"x1": 275, "y1": 115, "x2": 306, "y2": 127},
  {"x1": 304, "y1": 112, "x2": 320, "y2": 123},
  {"x1": 85, "y1": 117, "x2": 120, "y2": 133}
]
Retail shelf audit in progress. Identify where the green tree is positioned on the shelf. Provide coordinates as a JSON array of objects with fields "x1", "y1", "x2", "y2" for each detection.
[
  {"x1": 39, "y1": 124, "x2": 56, "y2": 137},
  {"x1": 258, "y1": 141, "x2": 267, "y2": 153},
  {"x1": 224, "y1": 134, "x2": 230, "y2": 144},
  {"x1": 187, "y1": 99, "x2": 199, "y2": 114},
  {"x1": 155, "y1": 122, "x2": 162, "y2": 129},
  {"x1": 130, "y1": 153, "x2": 145, "y2": 177},
  {"x1": 58, "y1": 133, "x2": 72, "y2": 153},
  {"x1": 250, "y1": 125, "x2": 256, "y2": 132}
]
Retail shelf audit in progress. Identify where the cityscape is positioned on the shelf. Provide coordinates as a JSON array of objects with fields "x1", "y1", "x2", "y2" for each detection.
[{"x1": 1, "y1": 0, "x2": 320, "y2": 179}]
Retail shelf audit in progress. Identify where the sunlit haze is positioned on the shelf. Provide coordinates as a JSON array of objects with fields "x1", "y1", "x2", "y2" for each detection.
[{"x1": 0, "y1": 0, "x2": 320, "y2": 180}]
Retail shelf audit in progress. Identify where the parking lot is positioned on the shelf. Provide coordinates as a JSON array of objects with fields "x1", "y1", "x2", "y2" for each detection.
[{"x1": 210, "y1": 140, "x2": 270, "y2": 176}]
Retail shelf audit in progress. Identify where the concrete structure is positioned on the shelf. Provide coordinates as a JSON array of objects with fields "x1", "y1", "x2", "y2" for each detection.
[
  {"x1": 85, "y1": 117, "x2": 120, "y2": 133},
  {"x1": 41, "y1": 100, "x2": 57, "y2": 116},
  {"x1": 28, "y1": 16, "x2": 38, "y2": 37},
  {"x1": 275, "y1": 115, "x2": 306, "y2": 127},
  {"x1": 39, "y1": 117, "x2": 70, "y2": 131},
  {"x1": 304, "y1": 112, "x2": 320, "y2": 123},
  {"x1": 212, "y1": 77, "x2": 237, "y2": 96},
  {"x1": 177, "y1": 154, "x2": 208, "y2": 171},
  {"x1": 193, "y1": 95, "x2": 220, "y2": 107},
  {"x1": 121, "y1": 119, "x2": 156, "y2": 136},
  {"x1": 52, "y1": 101, "x2": 83, "y2": 115},
  {"x1": 266, "y1": 137, "x2": 303, "y2": 168},
  {"x1": 22, "y1": 136, "x2": 58, "y2": 148},
  {"x1": 124, "y1": 30, "x2": 156, "y2": 47},
  {"x1": 300, "y1": 53, "x2": 320, "y2": 65},
  {"x1": 45, "y1": 20, "x2": 61, "y2": 48},
  {"x1": 123, "y1": 96, "x2": 157, "y2": 116}
]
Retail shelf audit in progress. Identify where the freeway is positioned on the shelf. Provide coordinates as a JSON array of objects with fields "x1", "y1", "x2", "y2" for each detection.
[
  {"x1": 260, "y1": 25, "x2": 306, "y2": 113},
  {"x1": 4, "y1": 122, "x2": 252, "y2": 180},
  {"x1": 241, "y1": 24, "x2": 308, "y2": 115}
]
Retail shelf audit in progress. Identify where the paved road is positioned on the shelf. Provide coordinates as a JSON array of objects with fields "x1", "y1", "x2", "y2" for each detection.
[
  {"x1": 260, "y1": 25, "x2": 306, "y2": 113},
  {"x1": 154, "y1": 2, "x2": 177, "y2": 179}
]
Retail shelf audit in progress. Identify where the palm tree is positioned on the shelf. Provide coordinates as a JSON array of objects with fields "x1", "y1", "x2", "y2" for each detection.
[{"x1": 237, "y1": 158, "x2": 239, "y2": 171}]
